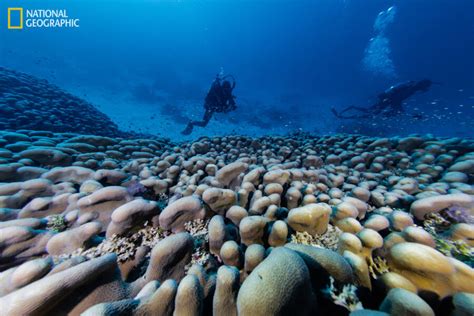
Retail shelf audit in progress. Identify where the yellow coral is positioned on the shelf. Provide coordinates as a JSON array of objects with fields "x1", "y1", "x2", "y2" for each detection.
[
  {"x1": 290, "y1": 224, "x2": 342, "y2": 250},
  {"x1": 368, "y1": 256, "x2": 390, "y2": 279}
]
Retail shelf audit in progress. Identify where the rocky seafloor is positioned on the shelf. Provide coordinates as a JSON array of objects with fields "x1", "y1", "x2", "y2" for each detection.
[{"x1": 0, "y1": 130, "x2": 473, "y2": 315}]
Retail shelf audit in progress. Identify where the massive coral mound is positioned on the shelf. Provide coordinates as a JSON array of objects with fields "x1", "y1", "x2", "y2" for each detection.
[
  {"x1": 0, "y1": 67, "x2": 135, "y2": 137},
  {"x1": 0, "y1": 131, "x2": 473, "y2": 315}
]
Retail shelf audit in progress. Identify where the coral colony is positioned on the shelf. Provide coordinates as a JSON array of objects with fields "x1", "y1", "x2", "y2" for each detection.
[{"x1": 0, "y1": 68, "x2": 473, "y2": 315}]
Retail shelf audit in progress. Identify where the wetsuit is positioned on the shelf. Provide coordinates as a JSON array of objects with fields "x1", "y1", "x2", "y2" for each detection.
[
  {"x1": 181, "y1": 77, "x2": 236, "y2": 135},
  {"x1": 332, "y1": 80, "x2": 432, "y2": 119}
]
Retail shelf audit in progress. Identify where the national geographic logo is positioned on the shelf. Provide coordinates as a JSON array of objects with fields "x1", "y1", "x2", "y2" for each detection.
[
  {"x1": 7, "y1": 8, "x2": 80, "y2": 29},
  {"x1": 7, "y1": 8, "x2": 23, "y2": 29}
]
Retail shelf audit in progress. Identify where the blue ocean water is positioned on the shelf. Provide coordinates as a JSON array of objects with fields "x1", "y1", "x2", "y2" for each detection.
[{"x1": 1, "y1": 0, "x2": 473, "y2": 140}]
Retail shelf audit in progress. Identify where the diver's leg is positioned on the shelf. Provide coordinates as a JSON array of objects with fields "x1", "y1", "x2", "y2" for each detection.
[
  {"x1": 191, "y1": 109, "x2": 213, "y2": 127},
  {"x1": 181, "y1": 109, "x2": 213, "y2": 135},
  {"x1": 342, "y1": 113, "x2": 371, "y2": 119},
  {"x1": 339, "y1": 106, "x2": 369, "y2": 114},
  {"x1": 333, "y1": 106, "x2": 357, "y2": 118},
  {"x1": 181, "y1": 122, "x2": 194, "y2": 135},
  {"x1": 331, "y1": 107, "x2": 341, "y2": 118},
  {"x1": 334, "y1": 106, "x2": 371, "y2": 119}
]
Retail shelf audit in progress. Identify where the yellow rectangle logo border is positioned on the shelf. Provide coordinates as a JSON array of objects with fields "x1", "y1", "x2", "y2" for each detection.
[{"x1": 8, "y1": 8, "x2": 23, "y2": 29}]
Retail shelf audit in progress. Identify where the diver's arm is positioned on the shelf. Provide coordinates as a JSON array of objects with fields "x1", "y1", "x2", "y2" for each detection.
[
  {"x1": 392, "y1": 81, "x2": 415, "y2": 94},
  {"x1": 339, "y1": 105, "x2": 369, "y2": 115},
  {"x1": 222, "y1": 97, "x2": 236, "y2": 113},
  {"x1": 229, "y1": 95, "x2": 236, "y2": 106},
  {"x1": 377, "y1": 92, "x2": 387, "y2": 102},
  {"x1": 384, "y1": 81, "x2": 410, "y2": 97},
  {"x1": 229, "y1": 95, "x2": 236, "y2": 110}
]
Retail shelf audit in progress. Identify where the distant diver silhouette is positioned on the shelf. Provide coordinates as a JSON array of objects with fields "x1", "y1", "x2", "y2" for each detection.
[
  {"x1": 181, "y1": 74, "x2": 237, "y2": 135},
  {"x1": 332, "y1": 79, "x2": 435, "y2": 119}
]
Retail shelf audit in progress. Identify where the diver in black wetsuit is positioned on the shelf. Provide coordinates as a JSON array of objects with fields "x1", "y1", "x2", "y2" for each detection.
[
  {"x1": 181, "y1": 75, "x2": 237, "y2": 135},
  {"x1": 332, "y1": 79, "x2": 433, "y2": 119}
]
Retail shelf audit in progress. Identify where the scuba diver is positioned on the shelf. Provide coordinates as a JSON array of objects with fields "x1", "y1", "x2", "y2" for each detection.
[
  {"x1": 181, "y1": 74, "x2": 237, "y2": 135},
  {"x1": 332, "y1": 79, "x2": 434, "y2": 119}
]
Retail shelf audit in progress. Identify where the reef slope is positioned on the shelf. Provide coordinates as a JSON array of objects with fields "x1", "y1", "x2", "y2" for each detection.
[{"x1": 0, "y1": 67, "x2": 137, "y2": 138}]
